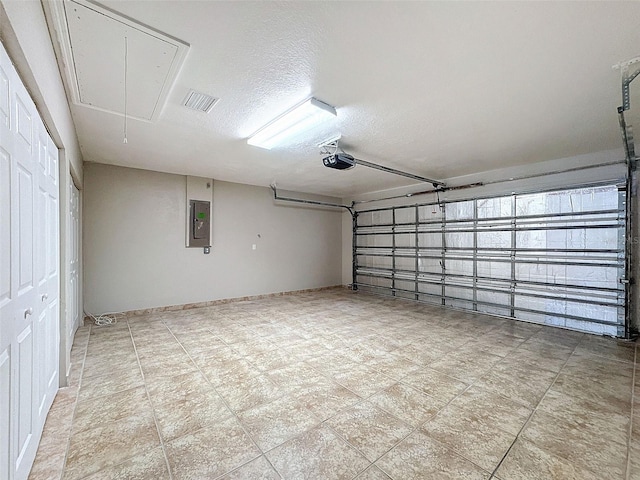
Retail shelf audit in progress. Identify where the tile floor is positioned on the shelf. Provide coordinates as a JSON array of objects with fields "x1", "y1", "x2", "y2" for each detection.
[{"x1": 29, "y1": 288, "x2": 639, "y2": 479}]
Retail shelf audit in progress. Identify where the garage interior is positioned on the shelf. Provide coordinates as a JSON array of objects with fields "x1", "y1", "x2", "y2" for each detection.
[{"x1": 2, "y1": 1, "x2": 640, "y2": 479}]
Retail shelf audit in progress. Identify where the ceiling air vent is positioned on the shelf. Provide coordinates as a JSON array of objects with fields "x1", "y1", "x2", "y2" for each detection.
[{"x1": 183, "y1": 90, "x2": 219, "y2": 113}]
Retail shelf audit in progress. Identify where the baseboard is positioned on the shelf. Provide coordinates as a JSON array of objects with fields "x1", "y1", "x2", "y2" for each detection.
[{"x1": 86, "y1": 285, "x2": 346, "y2": 321}]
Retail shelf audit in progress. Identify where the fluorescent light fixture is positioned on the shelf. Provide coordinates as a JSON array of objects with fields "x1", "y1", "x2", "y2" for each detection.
[{"x1": 248, "y1": 97, "x2": 337, "y2": 150}]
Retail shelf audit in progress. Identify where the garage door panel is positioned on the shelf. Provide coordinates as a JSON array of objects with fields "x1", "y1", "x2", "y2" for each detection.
[{"x1": 354, "y1": 184, "x2": 626, "y2": 336}]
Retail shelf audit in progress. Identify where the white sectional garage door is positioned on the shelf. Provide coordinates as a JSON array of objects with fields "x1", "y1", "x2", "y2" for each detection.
[
  {"x1": 354, "y1": 184, "x2": 626, "y2": 337},
  {"x1": 0, "y1": 41, "x2": 60, "y2": 480}
]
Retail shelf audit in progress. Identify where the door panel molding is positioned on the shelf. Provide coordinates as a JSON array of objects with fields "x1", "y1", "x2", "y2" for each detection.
[{"x1": 0, "y1": 40, "x2": 60, "y2": 480}]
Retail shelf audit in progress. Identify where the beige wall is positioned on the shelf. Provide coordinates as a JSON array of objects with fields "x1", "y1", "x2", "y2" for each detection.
[{"x1": 83, "y1": 163, "x2": 343, "y2": 313}]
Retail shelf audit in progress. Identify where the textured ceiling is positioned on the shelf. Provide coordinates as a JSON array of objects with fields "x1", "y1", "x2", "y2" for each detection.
[{"x1": 46, "y1": 1, "x2": 640, "y2": 197}]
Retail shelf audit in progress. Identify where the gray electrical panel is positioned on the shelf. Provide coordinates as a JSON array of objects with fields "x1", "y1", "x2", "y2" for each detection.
[{"x1": 188, "y1": 200, "x2": 210, "y2": 247}]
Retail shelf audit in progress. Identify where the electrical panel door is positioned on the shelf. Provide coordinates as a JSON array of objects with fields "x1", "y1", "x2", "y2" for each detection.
[{"x1": 188, "y1": 200, "x2": 210, "y2": 247}]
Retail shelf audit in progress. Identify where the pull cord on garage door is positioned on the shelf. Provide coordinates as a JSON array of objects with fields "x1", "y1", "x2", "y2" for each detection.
[{"x1": 354, "y1": 184, "x2": 627, "y2": 337}]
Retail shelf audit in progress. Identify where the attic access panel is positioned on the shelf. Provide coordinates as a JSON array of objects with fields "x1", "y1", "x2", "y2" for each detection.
[{"x1": 50, "y1": 0, "x2": 189, "y2": 121}]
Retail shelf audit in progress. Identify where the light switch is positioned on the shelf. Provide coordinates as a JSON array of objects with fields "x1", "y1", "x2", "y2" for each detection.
[{"x1": 252, "y1": 244, "x2": 257, "y2": 250}]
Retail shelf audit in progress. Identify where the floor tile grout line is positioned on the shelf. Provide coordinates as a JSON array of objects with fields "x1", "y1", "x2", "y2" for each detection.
[
  {"x1": 250, "y1": 419, "x2": 374, "y2": 479},
  {"x1": 225, "y1": 323, "x2": 401, "y2": 411},
  {"x1": 172, "y1": 317, "x2": 396, "y2": 478},
  {"x1": 625, "y1": 342, "x2": 637, "y2": 480},
  {"x1": 199, "y1": 308, "x2": 559, "y2": 478},
  {"x1": 391, "y1": 326, "x2": 560, "y2": 463},
  {"x1": 58, "y1": 323, "x2": 92, "y2": 480},
  {"x1": 320, "y1": 422, "x2": 376, "y2": 479},
  {"x1": 316, "y1": 395, "x2": 415, "y2": 473},
  {"x1": 487, "y1": 335, "x2": 585, "y2": 479},
  {"x1": 53, "y1": 290, "x2": 635, "y2": 475},
  {"x1": 364, "y1": 379, "x2": 445, "y2": 424},
  {"x1": 62, "y1": 326, "x2": 153, "y2": 480},
  {"x1": 411, "y1": 377, "x2": 514, "y2": 477},
  {"x1": 126, "y1": 320, "x2": 174, "y2": 480},
  {"x1": 438, "y1": 326, "x2": 581, "y2": 417},
  {"x1": 341, "y1": 380, "x2": 488, "y2": 479},
  {"x1": 160, "y1": 320, "x2": 284, "y2": 480},
  {"x1": 208, "y1": 455, "x2": 280, "y2": 480}
]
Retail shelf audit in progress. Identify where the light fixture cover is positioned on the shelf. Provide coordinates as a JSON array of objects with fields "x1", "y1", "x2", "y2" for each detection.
[{"x1": 248, "y1": 97, "x2": 337, "y2": 150}]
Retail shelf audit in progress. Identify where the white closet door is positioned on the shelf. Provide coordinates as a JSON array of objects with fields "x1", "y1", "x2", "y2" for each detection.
[
  {"x1": 35, "y1": 122, "x2": 59, "y2": 432},
  {"x1": 0, "y1": 40, "x2": 60, "y2": 480},
  {"x1": 0, "y1": 39, "x2": 14, "y2": 480}
]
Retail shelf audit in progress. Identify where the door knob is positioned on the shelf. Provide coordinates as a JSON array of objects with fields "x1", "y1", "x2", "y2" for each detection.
[
  {"x1": 24, "y1": 308, "x2": 33, "y2": 318},
  {"x1": 41, "y1": 293, "x2": 48, "y2": 301}
]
